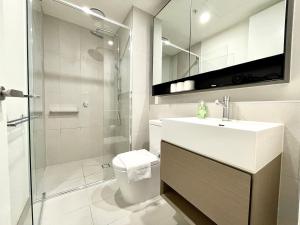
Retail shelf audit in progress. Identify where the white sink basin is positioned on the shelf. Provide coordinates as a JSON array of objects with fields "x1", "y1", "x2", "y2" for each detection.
[{"x1": 162, "y1": 117, "x2": 284, "y2": 174}]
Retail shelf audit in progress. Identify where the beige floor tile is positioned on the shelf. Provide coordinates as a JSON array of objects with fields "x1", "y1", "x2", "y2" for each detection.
[
  {"x1": 41, "y1": 206, "x2": 93, "y2": 225},
  {"x1": 85, "y1": 172, "x2": 104, "y2": 185},
  {"x1": 86, "y1": 179, "x2": 120, "y2": 203},
  {"x1": 83, "y1": 164, "x2": 103, "y2": 176},
  {"x1": 43, "y1": 188, "x2": 90, "y2": 219}
]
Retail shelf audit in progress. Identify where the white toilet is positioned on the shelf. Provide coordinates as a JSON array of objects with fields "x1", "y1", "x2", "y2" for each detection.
[{"x1": 112, "y1": 120, "x2": 162, "y2": 204}]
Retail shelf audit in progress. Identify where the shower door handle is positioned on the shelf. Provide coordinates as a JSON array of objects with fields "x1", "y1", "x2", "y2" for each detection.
[{"x1": 0, "y1": 86, "x2": 32, "y2": 101}]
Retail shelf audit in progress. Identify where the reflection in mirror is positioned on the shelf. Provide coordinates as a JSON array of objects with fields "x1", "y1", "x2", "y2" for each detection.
[
  {"x1": 161, "y1": 37, "x2": 200, "y2": 82},
  {"x1": 190, "y1": 0, "x2": 286, "y2": 76},
  {"x1": 153, "y1": 0, "x2": 287, "y2": 85},
  {"x1": 153, "y1": 0, "x2": 191, "y2": 85}
]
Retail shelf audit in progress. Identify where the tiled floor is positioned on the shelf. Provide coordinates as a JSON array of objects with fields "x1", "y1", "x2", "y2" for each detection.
[
  {"x1": 39, "y1": 157, "x2": 114, "y2": 196},
  {"x1": 39, "y1": 179, "x2": 192, "y2": 225}
]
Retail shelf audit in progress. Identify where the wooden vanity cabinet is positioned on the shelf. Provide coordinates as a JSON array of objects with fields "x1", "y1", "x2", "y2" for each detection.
[{"x1": 160, "y1": 141, "x2": 281, "y2": 225}]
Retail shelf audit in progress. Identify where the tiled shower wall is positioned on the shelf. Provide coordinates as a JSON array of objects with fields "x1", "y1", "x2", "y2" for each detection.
[{"x1": 43, "y1": 15, "x2": 116, "y2": 166}]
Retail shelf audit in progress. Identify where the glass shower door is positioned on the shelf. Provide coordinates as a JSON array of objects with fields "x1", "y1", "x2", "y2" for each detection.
[
  {"x1": 27, "y1": 0, "x2": 132, "y2": 204},
  {"x1": 27, "y1": 0, "x2": 46, "y2": 224},
  {"x1": 102, "y1": 22, "x2": 132, "y2": 180}
]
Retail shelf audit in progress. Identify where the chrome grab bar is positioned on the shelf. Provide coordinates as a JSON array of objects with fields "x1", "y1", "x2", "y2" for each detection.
[
  {"x1": 7, "y1": 115, "x2": 39, "y2": 127},
  {"x1": 0, "y1": 86, "x2": 40, "y2": 101}
]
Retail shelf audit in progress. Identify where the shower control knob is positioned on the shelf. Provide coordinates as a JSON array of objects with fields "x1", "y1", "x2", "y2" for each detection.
[{"x1": 83, "y1": 101, "x2": 89, "y2": 108}]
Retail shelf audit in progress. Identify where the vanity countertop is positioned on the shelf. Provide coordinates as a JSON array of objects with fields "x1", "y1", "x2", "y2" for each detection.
[{"x1": 161, "y1": 117, "x2": 284, "y2": 174}]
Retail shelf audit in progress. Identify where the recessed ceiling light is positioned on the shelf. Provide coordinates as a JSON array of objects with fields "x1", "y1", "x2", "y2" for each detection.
[
  {"x1": 82, "y1": 6, "x2": 91, "y2": 14},
  {"x1": 108, "y1": 40, "x2": 114, "y2": 46},
  {"x1": 199, "y1": 11, "x2": 211, "y2": 24}
]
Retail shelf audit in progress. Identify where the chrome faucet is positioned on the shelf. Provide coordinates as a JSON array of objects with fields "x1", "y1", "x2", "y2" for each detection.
[{"x1": 215, "y1": 96, "x2": 230, "y2": 121}]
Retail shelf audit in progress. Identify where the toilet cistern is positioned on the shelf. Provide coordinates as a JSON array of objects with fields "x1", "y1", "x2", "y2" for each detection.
[{"x1": 215, "y1": 96, "x2": 230, "y2": 121}]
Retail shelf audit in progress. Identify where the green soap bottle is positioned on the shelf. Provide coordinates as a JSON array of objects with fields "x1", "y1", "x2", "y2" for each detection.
[{"x1": 197, "y1": 101, "x2": 208, "y2": 119}]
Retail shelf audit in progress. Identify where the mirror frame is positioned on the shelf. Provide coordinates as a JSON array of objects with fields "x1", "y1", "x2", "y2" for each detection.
[{"x1": 152, "y1": 0, "x2": 294, "y2": 96}]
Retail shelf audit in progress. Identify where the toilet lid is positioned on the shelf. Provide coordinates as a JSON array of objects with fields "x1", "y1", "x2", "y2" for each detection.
[{"x1": 112, "y1": 150, "x2": 160, "y2": 171}]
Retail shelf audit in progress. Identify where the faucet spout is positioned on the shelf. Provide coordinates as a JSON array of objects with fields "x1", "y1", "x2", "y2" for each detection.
[{"x1": 215, "y1": 96, "x2": 230, "y2": 121}]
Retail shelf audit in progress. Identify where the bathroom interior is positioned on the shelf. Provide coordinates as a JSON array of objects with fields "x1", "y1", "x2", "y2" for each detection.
[{"x1": 1, "y1": 0, "x2": 300, "y2": 225}]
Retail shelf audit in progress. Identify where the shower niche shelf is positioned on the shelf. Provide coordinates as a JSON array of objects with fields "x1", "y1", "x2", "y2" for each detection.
[{"x1": 49, "y1": 106, "x2": 79, "y2": 114}]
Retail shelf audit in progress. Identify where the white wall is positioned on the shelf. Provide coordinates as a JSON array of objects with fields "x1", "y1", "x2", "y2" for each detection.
[
  {"x1": 0, "y1": 1, "x2": 31, "y2": 225},
  {"x1": 0, "y1": 0, "x2": 12, "y2": 224},
  {"x1": 0, "y1": 0, "x2": 13, "y2": 219},
  {"x1": 0, "y1": 104, "x2": 11, "y2": 225},
  {"x1": 129, "y1": 8, "x2": 153, "y2": 150}
]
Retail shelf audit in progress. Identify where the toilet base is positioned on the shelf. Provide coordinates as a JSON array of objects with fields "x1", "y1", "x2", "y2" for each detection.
[{"x1": 114, "y1": 164, "x2": 160, "y2": 204}]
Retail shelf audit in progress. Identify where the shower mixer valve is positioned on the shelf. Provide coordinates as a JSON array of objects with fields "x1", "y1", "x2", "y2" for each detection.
[{"x1": 83, "y1": 101, "x2": 89, "y2": 108}]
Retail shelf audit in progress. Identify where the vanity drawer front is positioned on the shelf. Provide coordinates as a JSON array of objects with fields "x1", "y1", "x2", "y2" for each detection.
[{"x1": 161, "y1": 141, "x2": 251, "y2": 225}]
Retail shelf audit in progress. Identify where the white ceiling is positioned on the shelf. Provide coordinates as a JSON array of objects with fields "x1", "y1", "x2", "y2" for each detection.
[
  {"x1": 158, "y1": 0, "x2": 283, "y2": 55},
  {"x1": 42, "y1": 0, "x2": 169, "y2": 32}
]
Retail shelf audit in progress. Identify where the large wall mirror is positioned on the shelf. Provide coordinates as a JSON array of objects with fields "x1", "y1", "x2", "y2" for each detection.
[{"x1": 153, "y1": 0, "x2": 292, "y2": 95}]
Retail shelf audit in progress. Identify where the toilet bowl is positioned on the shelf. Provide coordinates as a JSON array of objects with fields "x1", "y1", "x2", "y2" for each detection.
[
  {"x1": 112, "y1": 120, "x2": 162, "y2": 204},
  {"x1": 112, "y1": 152, "x2": 160, "y2": 204}
]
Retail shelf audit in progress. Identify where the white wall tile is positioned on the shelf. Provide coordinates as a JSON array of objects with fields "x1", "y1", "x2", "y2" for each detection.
[
  {"x1": 43, "y1": 16, "x2": 112, "y2": 165},
  {"x1": 44, "y1": 52, "x2": 60, "y2": 94},
  {"x1": 81, "y1": 58, "x2": 102, "y2": 81},
  {"x1": 79, "y1": 127, "x2": 103, "y2": 159},
  {"x1": 46, "y1": 129, "x2": 61, "y2": 165},
  {"x1": 60, "y1": 128, "x2": 82, "y2": 163},
  {"x1": 59, "y1": 21, "x2": 80, "y2": 59},
  {"x1": 43, "y1": 16, "x2": 59, "y2": 54},
  {"x1": 60, "y1": 57, "x2": 81, "y2": 94},
  {"x1": 80, "y1": 28, "x2": 100, "y2": 60}
]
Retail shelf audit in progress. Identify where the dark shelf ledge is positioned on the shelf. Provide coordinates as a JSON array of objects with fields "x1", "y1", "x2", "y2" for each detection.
[{"x1": 152, "y1": 54, "x2": 285, "y2": 96}]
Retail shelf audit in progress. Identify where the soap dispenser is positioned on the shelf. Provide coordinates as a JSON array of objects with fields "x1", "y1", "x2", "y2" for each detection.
[{"x1": 197, "y1": 101, "x2": 208, "y2": 119}]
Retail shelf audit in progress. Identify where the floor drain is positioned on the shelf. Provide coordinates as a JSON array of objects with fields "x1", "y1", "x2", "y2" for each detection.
[{"x1": 101, "y1": 163, "x2": 111, "y2": 169}]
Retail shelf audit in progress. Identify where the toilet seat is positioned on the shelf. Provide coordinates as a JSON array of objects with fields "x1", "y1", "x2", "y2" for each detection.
[{"x1": 112, "y1": 150, "x2": 160, "y2": 172}]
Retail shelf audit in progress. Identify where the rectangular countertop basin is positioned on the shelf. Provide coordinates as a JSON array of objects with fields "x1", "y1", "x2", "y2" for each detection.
[{"x1": 162, "y1": 117, "x2": 284, "y2": 174}]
